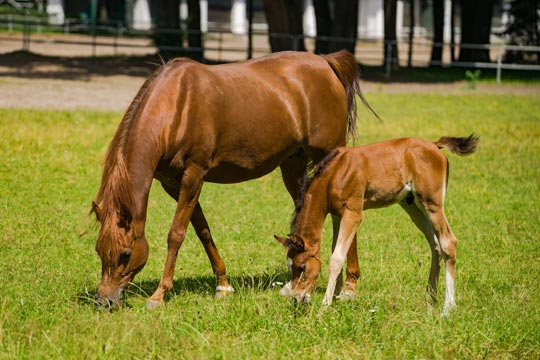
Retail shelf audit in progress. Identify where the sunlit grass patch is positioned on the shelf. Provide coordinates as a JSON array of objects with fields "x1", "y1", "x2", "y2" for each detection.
[{"x1": 1, "y1": 94, "x2": 539, "y2": 359}]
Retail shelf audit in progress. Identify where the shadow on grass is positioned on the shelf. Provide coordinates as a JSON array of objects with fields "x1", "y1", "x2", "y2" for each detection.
[
  {"x1": 0, "y1": 50, "x2": 224, "y2": 81},
  {"x1": 75, "y1": 270, "x2": 290, "y2": 308}
]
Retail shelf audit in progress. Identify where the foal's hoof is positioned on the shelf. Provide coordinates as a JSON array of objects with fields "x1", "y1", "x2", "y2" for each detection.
[
  {"x1": 145, "y1": 299, "x2": 163, "y2": 310},
  {"x1": 293, "y1": 292, "x2": 311, "y2": 304},
  {"x1": 336, "y1": 289, "x2": 357, "y2": 302},
  {"x1": 215, "y1": 285, "x2": 235, "y2": 298},
  {"x1": 279, "y1": 281, "x2": 293, "y2": 297}
]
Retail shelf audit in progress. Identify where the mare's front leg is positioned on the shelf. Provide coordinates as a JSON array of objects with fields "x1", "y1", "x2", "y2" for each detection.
[
  {"x1": 323, "y1": 209, "x2": 363, "y2": 306},
  {"x1": 161, "y1": 183, "x2": 234, "y2": 298},
  {"x1": 147, "y1": 165, "x2": 206, "y2": 309}
]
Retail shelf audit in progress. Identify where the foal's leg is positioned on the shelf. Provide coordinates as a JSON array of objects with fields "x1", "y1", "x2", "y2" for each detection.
[
  {"x1": 323, "y1": 209, "x2": 363, "y2": 306},
  {"x1": 331, "y1": 214, "x2": 360, "y2": 301},
  {"x1": 426, "y1": 208, "x2": 457, "y2": 316},
  {"x1": 399, "y1": 200, "x2": 440, "y2": 306},
  {"x1": 161, "y1": 184, "x2": 233, "y2": 298},
  {"x1": 147, "y1": 165, "x2": 206, "y2": 309},
  {"x1": 400, "y1": 199, "x2": 457, "y2": 315}
]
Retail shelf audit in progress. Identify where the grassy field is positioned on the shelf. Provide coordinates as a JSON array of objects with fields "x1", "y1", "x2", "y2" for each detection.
[{"x1": 1, "y1": 93, "x2": 539, "y2": 359}]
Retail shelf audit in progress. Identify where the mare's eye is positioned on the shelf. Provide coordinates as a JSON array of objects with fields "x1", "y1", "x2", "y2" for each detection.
[{"x1": 119, "y1": 250, "x2": 132, "y2": 264}]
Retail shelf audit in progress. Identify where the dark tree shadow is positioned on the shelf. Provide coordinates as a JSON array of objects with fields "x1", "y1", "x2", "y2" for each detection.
[{"x1": 0, "y1": 50, "x2": 225, "y2": 81}]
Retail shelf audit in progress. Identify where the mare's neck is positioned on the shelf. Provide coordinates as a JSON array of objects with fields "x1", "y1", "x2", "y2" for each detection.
[{"x1": 124, "y1": 140, "x2": 162, "y2": 227}]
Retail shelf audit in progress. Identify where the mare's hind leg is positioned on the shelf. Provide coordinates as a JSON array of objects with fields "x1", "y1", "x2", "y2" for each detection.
[
  {"x1": 161, "y1": 184, "x2": 234, "y2": 298},
  {"x1": 147, "y1": 165, "x2": 206, "y2": 309},
  {"x1": 191, "y1": 203, "x2": 235, "y2": 297},
  {"x1": 400, "y1": 199, "x2": 457, "y2": 315}
]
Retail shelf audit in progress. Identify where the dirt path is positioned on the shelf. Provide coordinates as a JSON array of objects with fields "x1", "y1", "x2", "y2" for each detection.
[{"x1": 1, "y1": 50, "x2": 538, "y2": 111}]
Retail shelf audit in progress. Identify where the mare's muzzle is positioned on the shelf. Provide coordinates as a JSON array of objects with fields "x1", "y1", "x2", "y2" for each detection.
[{"x1": 95, "y1": 287, "x2": 124, "y2": 311}]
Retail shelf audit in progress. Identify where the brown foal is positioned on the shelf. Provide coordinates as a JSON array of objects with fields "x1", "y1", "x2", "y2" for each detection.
[{"x1": 276, "y1": 135, "x2": 478, "y2": 315}]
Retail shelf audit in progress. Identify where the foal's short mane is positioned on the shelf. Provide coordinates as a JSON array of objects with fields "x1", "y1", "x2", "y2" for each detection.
[{"x1": 290, "y1": 149, "x2": 340, "y2": 232}]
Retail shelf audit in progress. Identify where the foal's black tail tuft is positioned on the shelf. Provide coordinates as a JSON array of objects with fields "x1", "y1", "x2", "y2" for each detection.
[{"x1": 435, "y1": 134, "x2": 480, "y2": 156}]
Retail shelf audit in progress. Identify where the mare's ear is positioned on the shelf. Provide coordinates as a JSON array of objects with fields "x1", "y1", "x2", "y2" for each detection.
[
  {"x1": 118, "y1": 203, "x2": 132, "y2": 230},
  {"x1": 274, "y1": 235, "x2": 291, "y2": 248},
  {"x1": 91, "y1": 201, "x2": 102, "y2": 223}
]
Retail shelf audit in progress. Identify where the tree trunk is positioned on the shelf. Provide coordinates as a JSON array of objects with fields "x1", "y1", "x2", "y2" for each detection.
[
  {"x1": 313, "y1": 0, "x2": 332, "y2": 53},
  {"x1": 430, "y1": 0, "x2": 444, "y2": 65},
  {"x1": 313, "y1": 0, "x2": 358, "y2": 54},
  {"x1": 384, "y1": 0, "x2": 399, "y2": 68},
  {"x1": 458, "y1": 0, "x2": 495, "y2": 62},
  {"x1": 187, "y1": 0, "x2": 204, "y2": 61},
  {"x1": 151, "y1": 0, "x2": 183, "y2": 60},
  {"x1": 262, "y1": 0, "x2": 306, "y2": 52},
  {"x1": 408, "y1": 0, "x2": 415, "y2": 67},
  {"x1": 330, "y1": 0, "x2": 358, "y2": 53}
]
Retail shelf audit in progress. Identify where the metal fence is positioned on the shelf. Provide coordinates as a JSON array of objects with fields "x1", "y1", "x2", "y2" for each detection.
[{"x1": 1, "y1": 14, "x2": 539, "y2": 82}]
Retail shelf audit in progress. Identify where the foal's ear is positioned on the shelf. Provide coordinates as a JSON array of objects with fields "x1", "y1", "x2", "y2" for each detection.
[
  {"x1": 91, "y1": 201, "x2": 103, "y2": 223},
  {"x1": 117, "y1": 204, "x2": 132, "y2": 230},
  {"x1": 288, "y1": 234, "x2": 305, "y2": 250},
  {"x1": 274, "y1": 235, "x2": 291, "y2": 248}
]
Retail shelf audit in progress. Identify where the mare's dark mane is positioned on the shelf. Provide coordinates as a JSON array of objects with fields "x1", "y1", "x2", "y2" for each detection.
[
  {"x1": 290, "y1": 149, "x2": 340, "y2": 232},
  {"x1": 91, "y1": 61, "x2": 174, "y2": 260}
]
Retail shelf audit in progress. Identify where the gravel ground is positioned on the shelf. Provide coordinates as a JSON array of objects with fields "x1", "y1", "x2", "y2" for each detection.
[{"x1": 0, "y1": 36, "x2": 538, "y2": 111}]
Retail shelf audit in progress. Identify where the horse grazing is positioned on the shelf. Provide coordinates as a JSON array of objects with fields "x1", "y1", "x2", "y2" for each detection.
[
  {"x1": 275, "y1": 135, "x2": 479, "y2": 315},
  {"x1": 90, "y1": 50, "x2": 376, "y2": 309}
]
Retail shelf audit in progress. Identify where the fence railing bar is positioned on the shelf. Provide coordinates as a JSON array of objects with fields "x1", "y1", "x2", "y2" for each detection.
[{"x1": 1, "y1": 16, "x2": 539, "y2": 82}]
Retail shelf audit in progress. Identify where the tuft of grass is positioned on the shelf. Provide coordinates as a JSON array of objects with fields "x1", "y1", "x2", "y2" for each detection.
[{"x1": 1, "y1": 93, "x2": 539, "y2": 359}]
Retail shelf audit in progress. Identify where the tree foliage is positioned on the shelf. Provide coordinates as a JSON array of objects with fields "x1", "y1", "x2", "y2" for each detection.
[{"x1": 503, "y1": 0, "x2": 540, "y2": 64}]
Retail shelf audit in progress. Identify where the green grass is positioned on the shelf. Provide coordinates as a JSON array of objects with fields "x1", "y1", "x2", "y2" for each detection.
[{"x1": 1, "y1": 93, "x2": 539, "y2": 359}]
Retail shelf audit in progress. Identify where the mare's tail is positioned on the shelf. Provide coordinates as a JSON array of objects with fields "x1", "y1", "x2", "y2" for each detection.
[
  {"x1": 322, "y1": 50, "x2": 380, "y2": 143},
  {"x1": 435, "y1": 134, "x2": 479, "y2": 156}
]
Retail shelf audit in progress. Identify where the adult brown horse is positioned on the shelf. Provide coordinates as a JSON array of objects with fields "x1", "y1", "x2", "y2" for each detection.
[{"x1": 91, "y1": 50, "x2": 375, "y2": 309}]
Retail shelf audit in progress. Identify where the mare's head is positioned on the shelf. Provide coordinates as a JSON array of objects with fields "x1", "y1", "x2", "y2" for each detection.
[
  {"x1": 92, "y1": 202, "x2": 149, "y2": 310},
  {"x1": 274, "y1": 234, "x2": 321, "y2": 304}
]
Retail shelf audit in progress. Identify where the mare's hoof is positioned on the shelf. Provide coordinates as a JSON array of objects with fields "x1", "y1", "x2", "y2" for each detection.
[
  {"x1": 336, "y1": 289, "x2": 357, "y2": 302},
  {"x1": 215, "y1": 285, "x2": 235, "y2": 298},
  {"x1": 145, "y1": 299, "x2": 163, "y2": 310}
]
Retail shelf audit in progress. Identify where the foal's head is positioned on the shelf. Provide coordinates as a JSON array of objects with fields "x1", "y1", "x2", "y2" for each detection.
[
  {"x1": 92, "y1": 202, "x2": 149, "y2": 310},
  {"x1": 274, "y1": 234, "x2": 321, "y2": 303}
]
